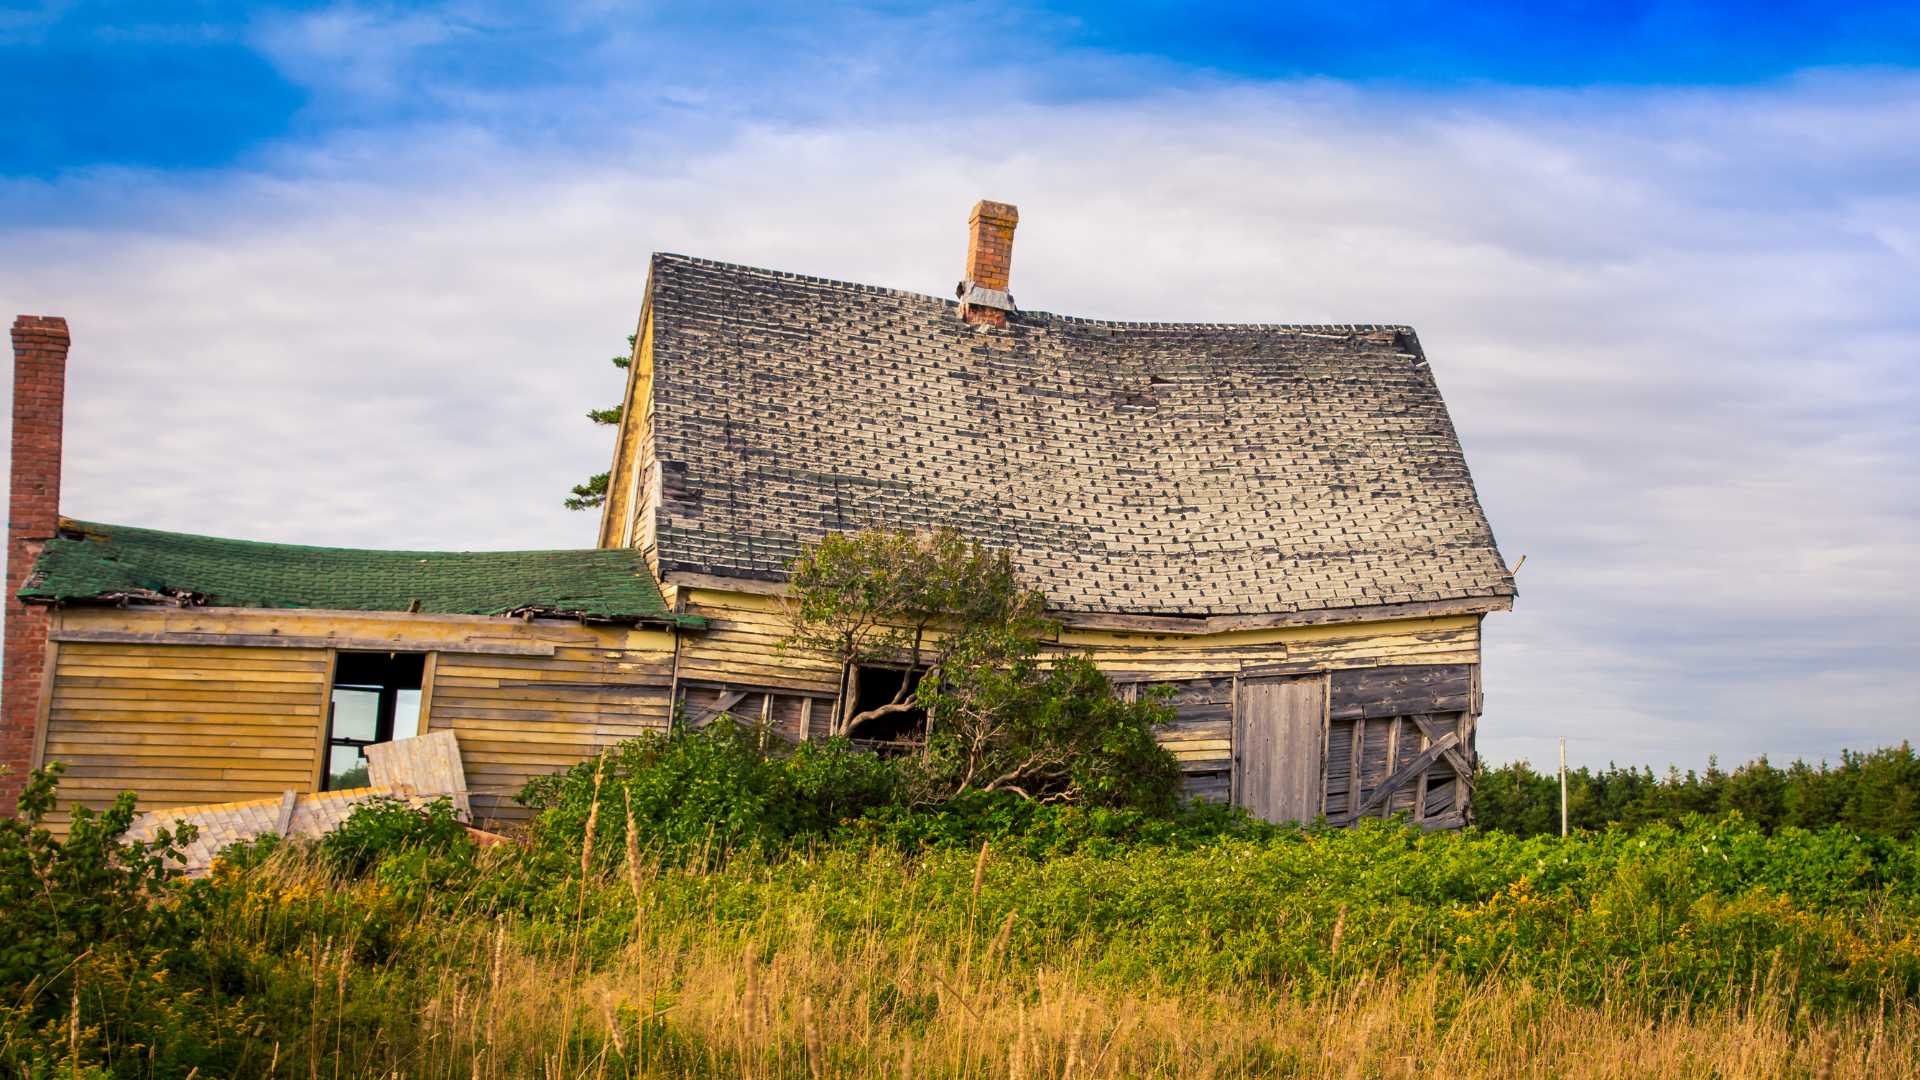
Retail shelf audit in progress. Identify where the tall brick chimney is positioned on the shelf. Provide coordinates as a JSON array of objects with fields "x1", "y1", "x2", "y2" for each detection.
[
  {"x1": 958, "y1": 200, "x2": 1019, "y2": 327},
  {"x1": 4, "y1": 315, "x2": 67, "y2": 814}
]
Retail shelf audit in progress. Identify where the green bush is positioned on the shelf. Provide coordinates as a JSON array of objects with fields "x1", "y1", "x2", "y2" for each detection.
[
  {"x1": 0, "y1": 766, "x2": 247, "y2": 1078},
  {"x1": 846, "y1": 787, "x2": 1280, "y2": 857},
  {"x1": 518, "y1": 720, "x2": 897, "y2": 867},
  {"x1": 914, "y1": 653, "x2": 1184, "y2": 811},
  {"x1": 317, "y1": 795, "x2": 474, "y2": 878}
]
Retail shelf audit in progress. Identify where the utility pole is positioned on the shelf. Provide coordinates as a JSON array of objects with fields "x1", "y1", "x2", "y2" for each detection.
[{"x1": 1559, "y1": 736, "x2": 1568, "y2": 838}]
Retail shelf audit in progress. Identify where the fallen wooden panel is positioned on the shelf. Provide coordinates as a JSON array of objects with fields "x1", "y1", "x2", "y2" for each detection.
[{"x1": 126, "y1": 730, "x2": 471, "y2": 875}]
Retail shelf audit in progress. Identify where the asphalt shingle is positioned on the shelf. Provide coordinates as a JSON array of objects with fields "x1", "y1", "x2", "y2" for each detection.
[
  {"x1": 642, "y1": 254, "x2": 1515, "y2": 617},
  {"x1": 22, "y1": 519, "x2": 698, "y2": 626}
]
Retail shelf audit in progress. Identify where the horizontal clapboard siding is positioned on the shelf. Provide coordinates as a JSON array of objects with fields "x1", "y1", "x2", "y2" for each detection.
[
  {"x1": 427, "y1": 641, "x2": 676, "y2": 824},
  {"x1": 1121, "y1": 676, "x2": 1235, "y2": 802},
  {"x1": 41, "y1": 641, "x2": 329, "y2": 827},
  {"x1": 43, "y1": 607, "x2": 682, "y2": 832},
  {"x1": 676, "y1": 590, "x2": 842, "y2": 695}
]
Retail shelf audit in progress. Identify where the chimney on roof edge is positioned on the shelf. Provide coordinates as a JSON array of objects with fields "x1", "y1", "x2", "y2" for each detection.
[
  {"x1": 958, "y1": 200, "x2": 1018, "y2": 327},
  {"x1": 5, "y1": 315, "x2": 68, "y2": 815}
]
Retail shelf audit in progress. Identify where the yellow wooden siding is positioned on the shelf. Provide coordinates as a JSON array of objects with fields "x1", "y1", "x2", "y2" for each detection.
[
  {"x1": 677, "y1": 586, "x2": 1478, "y2": 694},
  {"x1": 40, "y1": 607, "x2": 679, "y2": 831},
  {"x1": 41, "y1": 640, "x2": 328, "y2": 827},
  {"x1": 427, "y1": 641, "x2": 676, "y2": 823},
  {"x1": 600, "y1": 312, "x2": 657, "y2": 555},
  {"x1": 676, "y1": 589, "x2": 843, "y2": 695}
]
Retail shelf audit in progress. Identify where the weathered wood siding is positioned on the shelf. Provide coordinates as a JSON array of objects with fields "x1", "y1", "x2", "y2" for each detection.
[
  {"x1": 1233, "y1": 675, "x2": 1328, "y2": 824},
  {"x1": 40, "y1": 639, "x2": 328, "y2": 829},
  {"x1": 669, "y1": 588, "x2": 1484, "y2": 819},
  {"x1": 673, "y1": 588, "x2": 843, "y2": 696},
  {"x1": 37, "y1": 606, "x2": 677, "y2": 830},
  {"x1": 425, "y1": 633, "x2": 676, "y2": 824},
  {"x1": 600, "y1": 312, "x2": 657, "y2": 556}
]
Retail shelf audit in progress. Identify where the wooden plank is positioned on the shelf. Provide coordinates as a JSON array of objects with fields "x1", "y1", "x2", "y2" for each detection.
[
  {"x1": 274, "y1": 790, "x2": 299, "y2": 836},
  {"x1": 1348, "y1": 732, "x2": 1459, "y2": 822},
  {"x1": 46, "y1": 718, "x2": 324, "y2": 739},
  {"x1": 56, "y1": 663, "x2": 327, "y2": 683},
  {"x1": 1381, "y1": 717, "x2": 1401, "y2": 819},
  {"x1": 30, "y1": 638, "x2": 58, "y2": 770},
  {"x1": 1233, "y1": 675, "x2": 1325, "y2": 824},
  {"x1": 310, "y1": 649, "x2": 338, "y2": 792},
  {"x1": 1316, "y1": 671, "x2": 1331, "y2": 819},
  {"x1": 1407, "y1": 712, "x2": 1476, "y2": 781},
  {"x1": 1050, "y1": 596, "x2": 1511, "y2": 635},
  {"x1": 1328, "y1": 665, "x2": 1473, "y2": 721},
  {"x1": 416, "y1": 653, "x2": 438, "y2": 737}
]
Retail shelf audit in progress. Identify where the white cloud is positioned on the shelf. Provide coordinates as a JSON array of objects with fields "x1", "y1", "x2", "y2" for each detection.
[{"x1": 4, "y1": 72, "x2": 1916, "y2": 771}]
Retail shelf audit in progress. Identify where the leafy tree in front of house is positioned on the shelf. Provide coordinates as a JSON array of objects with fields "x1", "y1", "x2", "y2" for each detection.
[
  {"x1": 563, "y1": 335, "x2": 635, "y2": 511},
  {"x1": 781, "y1": 528, "x2": 1181, "y2": 809}
]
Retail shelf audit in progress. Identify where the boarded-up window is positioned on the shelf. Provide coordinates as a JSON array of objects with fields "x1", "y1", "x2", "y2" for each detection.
[{"x1": 677, "y1": 683, "x2": 832, "y2": 744}]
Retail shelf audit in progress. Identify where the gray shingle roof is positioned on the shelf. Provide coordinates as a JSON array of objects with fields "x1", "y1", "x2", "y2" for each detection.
[{"x1": 643, "y1": 253, "x2": 1514, "y2": 618}]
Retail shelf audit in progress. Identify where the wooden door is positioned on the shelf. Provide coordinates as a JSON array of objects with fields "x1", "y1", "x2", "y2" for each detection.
[{"x1": 1233, "y1": 675, "x2": 1327, "y2": 823}]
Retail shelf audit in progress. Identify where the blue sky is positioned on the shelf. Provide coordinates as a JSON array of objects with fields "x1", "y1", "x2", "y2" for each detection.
[
  {"x1": 3, "y1": 2, "x2": 1917, "y2": 771},
  {"x1": 10, "y1": 2, "x2": 1920, "y2": 177}
]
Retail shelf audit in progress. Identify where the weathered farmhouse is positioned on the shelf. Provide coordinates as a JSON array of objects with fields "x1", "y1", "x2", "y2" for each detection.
[{"x1": 3, "y1": 202, "x2": 1514, "y2": 833}]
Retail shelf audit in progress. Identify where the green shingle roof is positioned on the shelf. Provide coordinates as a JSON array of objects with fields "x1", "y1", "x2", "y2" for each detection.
[{"x1": 21, "y1": 520, "x2": 701, "y2": 627}]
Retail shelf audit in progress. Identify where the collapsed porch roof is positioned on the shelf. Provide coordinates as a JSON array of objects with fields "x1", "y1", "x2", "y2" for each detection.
[{"x1": 20, "y1": 518, "x2": 702, "y2": 628}]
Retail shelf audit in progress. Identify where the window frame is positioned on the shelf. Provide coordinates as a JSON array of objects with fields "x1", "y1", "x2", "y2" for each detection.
[{"x1": 315, "y1": 649, "x2": 433, "y2": 791}]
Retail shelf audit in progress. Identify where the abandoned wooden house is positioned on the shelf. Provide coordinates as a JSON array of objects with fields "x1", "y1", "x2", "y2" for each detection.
[{"x1": 2, "y1": 201, "x2": 1515, "y2": 834}]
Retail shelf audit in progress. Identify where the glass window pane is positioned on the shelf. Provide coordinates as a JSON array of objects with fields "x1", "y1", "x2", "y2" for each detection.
[
  {"x1": 330, "y1": 687, "x2": 380, "y2": 741},
  {"x1": 328, "y1": 745, "x2": 370, "y2": 790},
  {"x1": 393, "y1": 689, "x2": 422, "y2": 739}
]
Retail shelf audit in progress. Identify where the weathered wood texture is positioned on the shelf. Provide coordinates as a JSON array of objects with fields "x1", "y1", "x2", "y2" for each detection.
[
  {"x1": 1328, "y1": 664, "x2": 1472, "y2": 720},
  {"x1": 425, "y1": 639, "x2": 676, "y2": 824},
  {"x1": 1064, "y1": 614, "x2": 1481, "y2": 683},
  {"x1": 1121, "y1": 676, "x2": 1233, "y2": 801},
  {"x1": 40, "y1": 639, "x2": 329, "y2": 829},
  {"x1": 680, "y1": 588, "x2": 1481, "y2": 702},
  {"x1": 677, "y1": 681, "x2": 834, "y2": 743},
  {"x1": 40, "y1": 607, "x2": 679, "y2": 830},
  {"x1": 1325, "y1": 712, "x2": 1473, "y2": 827},
  {"x1": 602, "y1": 313, "x2": 661, "y2": 563},
  {"x1": 1233, "y1": 676, "x2": 1327, "y2": 824},
  {"x1": 674, "y1": 589, "x2": 844, "y2": 696}
]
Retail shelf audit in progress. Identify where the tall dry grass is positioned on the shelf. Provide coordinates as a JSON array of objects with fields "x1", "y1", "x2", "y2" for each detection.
[
  {"x1": 223, "y1": 843, "x2": 1920, "y2": 1080},
  {"x1": 409, "y1": 906, "x2": 1920, "y2": 1079}
]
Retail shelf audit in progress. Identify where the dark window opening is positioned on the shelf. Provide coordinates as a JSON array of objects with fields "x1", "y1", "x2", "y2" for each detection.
[
  {"x1": 846, "y1": 663, "x2": 928, "y2": 746},
  {"x1": 324, "y1": 652, "x2": 426, "y2": 790}
]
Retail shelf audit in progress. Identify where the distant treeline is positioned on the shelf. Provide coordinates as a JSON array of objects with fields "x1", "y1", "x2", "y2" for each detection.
[{"x1": 1475, "y1": 742, "x2": 1920, "y2": 839}]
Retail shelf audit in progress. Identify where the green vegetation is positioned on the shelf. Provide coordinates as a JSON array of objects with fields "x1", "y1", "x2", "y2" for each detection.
[
  {"x1": 565, "y1": 334, "x2": 634, "y2": 511},
  {"x1": 1476, "y1": 742, "x2": 1920, "y2": 838},
  {"x1": 3, "y1": 730, "x2": 1919, "y2": 1077}
]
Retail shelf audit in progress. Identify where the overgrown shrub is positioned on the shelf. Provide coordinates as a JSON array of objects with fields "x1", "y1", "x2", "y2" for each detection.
[
  {"x1": 518, "y1": 720, "x2": 898, "y2": 867},
  {"x1": 913, "y1": 651, "x2": 1184, "y2": 811},
  {"x1": 0, "y1": 765, "x2": 231, "y2": 1078},
  {"x1": 317, "y1": 795, "x2": 474, "y2": 877}
]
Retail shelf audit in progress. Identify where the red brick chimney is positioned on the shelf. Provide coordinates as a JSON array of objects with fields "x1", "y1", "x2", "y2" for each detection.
[
  {"x1": 958, "y1": 200, "x2": 1019, "y2": 327},
  {"x1": 4, "y1": 315, "x2": 67, "y2": 814}
]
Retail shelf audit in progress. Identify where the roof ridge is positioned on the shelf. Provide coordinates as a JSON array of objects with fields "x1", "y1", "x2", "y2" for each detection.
[{"x1": 649, "y1": 252, "x2": 1417, "y2": 336}]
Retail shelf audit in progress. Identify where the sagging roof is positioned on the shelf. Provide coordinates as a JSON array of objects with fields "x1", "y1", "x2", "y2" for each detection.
[
  {"x1": 641, "y1": 253, "x2": 1515, "y2": 617},
  {"x1": 22, "y1": 519, "x2": 698, "y2": 626}
]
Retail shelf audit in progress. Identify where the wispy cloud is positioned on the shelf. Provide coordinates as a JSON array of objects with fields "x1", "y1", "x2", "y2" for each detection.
[{"x1": 4, "y1": 9, "x2": 1916, "y2": 771}]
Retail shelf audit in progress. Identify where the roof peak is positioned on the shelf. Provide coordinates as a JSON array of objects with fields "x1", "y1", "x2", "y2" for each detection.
[{"x1": 648, "y1": 252, "x2": 1420, "y2": 340}]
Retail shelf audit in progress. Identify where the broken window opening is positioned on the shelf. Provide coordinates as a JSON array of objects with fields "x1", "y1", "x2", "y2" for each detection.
[
  {"x1": 324, "y1": 651, "x2": 427, "y2": 790},
  {"x1": 844, "y1": 663, "x2": 929, "y2": 747}
]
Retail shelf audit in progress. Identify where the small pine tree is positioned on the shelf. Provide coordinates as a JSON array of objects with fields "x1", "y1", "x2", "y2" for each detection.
[{"x1": 565, "y1": 335, "x2": 635, "y2": 511}]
